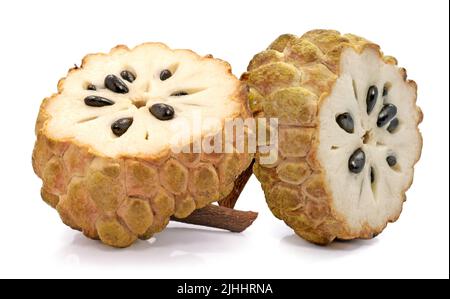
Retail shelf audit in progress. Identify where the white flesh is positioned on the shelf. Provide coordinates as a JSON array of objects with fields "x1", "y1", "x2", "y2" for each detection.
[
  {"x1": 318, "y1": 48, "x2": 421, "y2": 232},
  {"x1": 45, "y1": 44, "x2": 241, "y2": 157}
]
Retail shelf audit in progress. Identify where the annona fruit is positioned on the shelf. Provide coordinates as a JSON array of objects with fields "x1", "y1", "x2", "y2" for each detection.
[
  {"x1": 242, "y1": 30, "x2": 423, "y2": 244},
  {"x1": 32, "y1": 43, "x2": 253, "y2": 248}
]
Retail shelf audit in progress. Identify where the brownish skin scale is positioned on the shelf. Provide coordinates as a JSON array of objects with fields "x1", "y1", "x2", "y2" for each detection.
[
  {"x1": 242, "y1": 30, "x2": 423, "y2": 245},
  {"x1": 32, "y1": 43, "x2": 253, "y2": 248}
]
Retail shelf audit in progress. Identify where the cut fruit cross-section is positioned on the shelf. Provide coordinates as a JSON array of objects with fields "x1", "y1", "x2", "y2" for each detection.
[
  {"x1": 32, "y1": 43, "x2": 256, "y2": 248},
  {"x1": 243, "y1": 30, "x2": 423, "y2": 245}
]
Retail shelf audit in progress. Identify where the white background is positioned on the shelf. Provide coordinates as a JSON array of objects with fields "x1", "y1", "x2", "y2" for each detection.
[{"x1": 0, "y1": 0, "x2": 448, "y2": 279}]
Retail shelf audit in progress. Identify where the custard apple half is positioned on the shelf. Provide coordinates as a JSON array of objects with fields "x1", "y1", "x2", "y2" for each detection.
[
  {"x1": 33, "y1": 43, "x2": 253, "y2": 248},
  {"x1": 242, "y1": 30, "x2": 423, "y2": 244}
]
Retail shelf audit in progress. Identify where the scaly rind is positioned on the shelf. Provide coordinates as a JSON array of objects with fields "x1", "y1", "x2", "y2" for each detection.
[
  {"x1": 243, "y1": 30, "x2": 422, "y2": 245},
  {"x1": 33, "y1": 43, "x2": 252, "y2": 248}
]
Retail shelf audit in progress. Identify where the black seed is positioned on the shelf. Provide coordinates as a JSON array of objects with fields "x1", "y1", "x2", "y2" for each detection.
[
  {"x1": 348, "y1": 148, "x2": 366, "y2": 174},
  {"x1": 366, "y1": 85, "x2": 378, "y2": 114},
  {"x1": 383, "y1": 86, "x2": 389, "y2": 97},
  {"x1": 336, "y1": 113, "x2": 354, "y2": 133},
  {"x1": 120, "y1": 70, "x2": 136, "y2": 83},
  {"x1": 171, "y1": 91, "x2": 188, "y2": 96},
  {"x1": 386, "y1": 155, "x2": 397, "y2": 167},
  {"x1": 370, "y1": 167, "x2": 375, "y2": 183},
  {"x1": 149, "y1": 103, "x2": 175, "y2": 121},
  {"x1": 105, "y1": 74, "x2": 129, "y2": 94},
  {"x1": 87, "y1": 84, "x2": 96, "y2": 91},
  {"x1": 84, "y1": 95, "x2": 114, "y2": 107},
  {"x1": 377, "y1": 104, "x2": 397, "y2": 127},
  {"x1": 387, "y1": 118, "x2": 399, "y2": 133},
  {"x1": 111, "y1": 117, "x2": 133, "y2": 137},
  {"x1": 160, "y1": 69, "x2": 172, "y2": 81}
]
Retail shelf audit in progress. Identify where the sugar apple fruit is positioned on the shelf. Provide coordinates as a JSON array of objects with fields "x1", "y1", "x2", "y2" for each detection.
[
  {"x1": 242, "y1": 30, "x2": 423, "y2": 245},
  {"x1": 33, "y1": 43, "x2": 254, "y2": 248}
]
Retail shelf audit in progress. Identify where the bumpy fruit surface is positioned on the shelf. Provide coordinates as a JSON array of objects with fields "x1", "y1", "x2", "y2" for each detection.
[
  {"x1": 242, "y1": 30, "x2": 422, "y2": 244},
  {"x1": 33, "y1": 43, "x2": 252, "y2": 247}
]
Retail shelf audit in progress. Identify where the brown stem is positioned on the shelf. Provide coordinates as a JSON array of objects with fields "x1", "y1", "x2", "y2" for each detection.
[
  {"x1": 171, "y1": 160, "x2": 256, "y2": 232},
  {"x1": 219, "y1": 159, "x2": 255, "y2": 209},
  {"x1": 171, "y1": 204, "x2": 258, "y2": 233}
]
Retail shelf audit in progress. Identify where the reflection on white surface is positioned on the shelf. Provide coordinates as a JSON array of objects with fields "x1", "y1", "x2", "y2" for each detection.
[
  {"x1": 57, "y1": 225, "x2": 247, "y2": 267},
  {"x1": 56, "y1": 221, "x2": 379, "y2": 269},
  {"x1": 281, "y1": 234, "x2": 378, "y2": 254}
]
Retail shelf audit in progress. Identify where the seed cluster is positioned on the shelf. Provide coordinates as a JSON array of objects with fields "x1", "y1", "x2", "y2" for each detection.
[
  {"x1": 336, "y1": 84, "x2": 400, "y2": 182},
  {"x1": 83, "y1": 69, "x2": 182, "y2": 137}
]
